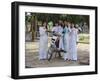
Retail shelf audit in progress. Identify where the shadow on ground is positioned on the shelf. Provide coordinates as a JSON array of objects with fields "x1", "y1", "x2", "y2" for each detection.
[{"x1": 25, "y1": 42, "x2": 89, "y2": 68}]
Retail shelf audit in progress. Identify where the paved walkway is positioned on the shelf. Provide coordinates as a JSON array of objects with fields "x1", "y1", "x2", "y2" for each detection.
[{"x1": 25, "y1": 41, "x2": 89, "y2": 68}]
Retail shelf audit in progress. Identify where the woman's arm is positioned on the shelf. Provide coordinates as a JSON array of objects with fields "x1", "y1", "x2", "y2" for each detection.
[{"x1": 39, "y1": 27, "x2": 45, "y2": 36}]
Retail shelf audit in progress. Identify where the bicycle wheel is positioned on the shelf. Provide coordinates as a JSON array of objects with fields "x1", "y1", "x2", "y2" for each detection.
[{"x1": 47, "y1": 46, "x2": 53, "y2": 61}]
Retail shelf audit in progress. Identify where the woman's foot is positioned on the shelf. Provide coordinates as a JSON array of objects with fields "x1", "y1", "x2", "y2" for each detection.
[
  {"x1": 64, "y1": 59, "x2": 68, "y2": 61},
  {"x1": 68, "y1": 59, "x2": 72, "y2": 61},
  {"x1": 39, "y1": 58, "x2": 47, "y2": 60},
  {"x1": 71, "y1": 60, "x2": 77, "y2": 62}
]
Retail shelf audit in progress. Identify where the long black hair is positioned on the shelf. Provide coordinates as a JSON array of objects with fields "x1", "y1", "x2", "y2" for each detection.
[{"x1": 42, "y1": 21, "x2": 47, "y2": 29}]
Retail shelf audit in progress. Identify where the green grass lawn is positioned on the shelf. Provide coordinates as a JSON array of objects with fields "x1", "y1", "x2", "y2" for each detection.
[{"x1": 78, "y1": 33, "x2": 89, "y2": 44}]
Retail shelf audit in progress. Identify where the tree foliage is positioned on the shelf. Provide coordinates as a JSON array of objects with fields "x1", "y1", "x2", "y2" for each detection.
[{"x1": 25, "y1": 12, "x2": 89, "y2": 25}]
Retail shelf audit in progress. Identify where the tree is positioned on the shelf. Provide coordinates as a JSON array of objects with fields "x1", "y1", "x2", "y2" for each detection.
[{"x1": 25, "y1": 12, "x2": 89, "y2": 41}]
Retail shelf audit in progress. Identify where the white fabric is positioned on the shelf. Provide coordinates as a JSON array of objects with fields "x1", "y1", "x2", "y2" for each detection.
[
  {"x1": 63, "y1": 27, "x2": 71, "y2": 60},
  {"x1": 52, "y1": 26, "x2": 59, "y2": 33},
  {"x1": 52, "y1": 26, "x2": 64, "y2": 50},
  {"x1": 39, "y1": 27, "x2": 48, "y2": 60},
  {"x1": 69, "y1": 28, "x2": 78, "y2": 60},
  {"x1": 58, "y1": 26, "x2": 64, "y2": 50}
]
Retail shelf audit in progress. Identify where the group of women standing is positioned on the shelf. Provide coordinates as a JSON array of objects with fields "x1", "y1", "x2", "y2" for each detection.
[{"x1": 39, "y1": 20, "x2": 78, "y2": 61}]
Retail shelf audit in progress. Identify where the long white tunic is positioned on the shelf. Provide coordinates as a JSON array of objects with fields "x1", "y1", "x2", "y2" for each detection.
[
  {"x1": 58, "y1": 26, "x2": 64, "y2": 50},
  {"x1": 63, "y1": 27, "x2": 71, "y2": 60},
  {"x1": 69, "y1": 28, "x2": 78, "y2": 60},
  {"x1": 52, "y1": 26, "x2": 64, "y2": 50},
  {"x1": 39, "y1": 27, "x2": 48, "y2": 60}
]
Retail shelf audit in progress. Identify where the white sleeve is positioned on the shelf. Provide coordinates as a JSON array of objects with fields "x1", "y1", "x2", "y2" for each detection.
[
  {"x1": 58, "y1": 28, "x2": 63, "y2": 36},
  {"x1": 68, "y1": 27, "x2": 71, "y2": 32},
  {"x1": 76, "y1": 29, "x2": 78, "y2": 42},
  {"x1": 39, "y1": 27, "x2": 45, "y2": 36},
  {"x1": 52, "y1": 27, "x2": 55, "y2": 31}
]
